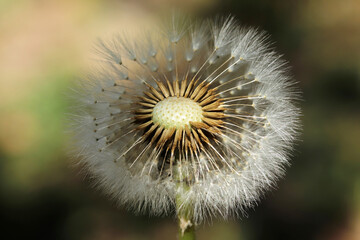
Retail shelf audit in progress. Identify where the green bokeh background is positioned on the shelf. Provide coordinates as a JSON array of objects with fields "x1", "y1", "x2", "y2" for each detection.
[{"x1": 1, "y1": 0, "x2": 359, "y2": 239}]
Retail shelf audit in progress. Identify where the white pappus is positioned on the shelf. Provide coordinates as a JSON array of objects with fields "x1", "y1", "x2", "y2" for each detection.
[{"x1": 71, "y1": 15, "x2": 301, "y2": 224}]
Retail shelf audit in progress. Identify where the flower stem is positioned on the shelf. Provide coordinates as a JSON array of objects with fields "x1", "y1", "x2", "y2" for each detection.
[
  {"x1": 176, "y1": 192, "x2": 196, "y2": 240},
  {"x1": 178, "y1": 220, "x2": 196, "y2": 240},
  {"x1": 175, "y1": 167, "x2": 196, "y2": 240}
]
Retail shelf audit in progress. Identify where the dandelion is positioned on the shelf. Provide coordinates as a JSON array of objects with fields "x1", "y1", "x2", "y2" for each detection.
[{"x1": 72, "y1": 15, "x2": 300, "y2": 239}]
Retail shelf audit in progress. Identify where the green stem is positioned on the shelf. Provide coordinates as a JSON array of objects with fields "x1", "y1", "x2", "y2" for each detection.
[
  {"x1": 178, "y1": 220, "x2": 196, "y2": 240},
  {"x1": 175, "y1": 167, "x2": 196, "y2": 240},
  {"x1": 176, "y1": 193, "x2": 196, "y2": 240}
]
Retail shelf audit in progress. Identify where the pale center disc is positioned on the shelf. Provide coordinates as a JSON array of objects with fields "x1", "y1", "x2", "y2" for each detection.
[{"x1": 152, "y1": 97, "x2": 203, "y2": 129}]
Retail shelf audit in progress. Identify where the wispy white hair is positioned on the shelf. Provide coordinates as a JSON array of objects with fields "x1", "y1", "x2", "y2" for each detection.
[{"x1": 71, "y1": 15, "x2": 301, "y2": 224}]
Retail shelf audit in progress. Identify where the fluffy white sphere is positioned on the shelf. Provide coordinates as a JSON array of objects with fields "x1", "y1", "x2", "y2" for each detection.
[{"x1": 72, "y1": 16, "x2": 301, "y2": 223}]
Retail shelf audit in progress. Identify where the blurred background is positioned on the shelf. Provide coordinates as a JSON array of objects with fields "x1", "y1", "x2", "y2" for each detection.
[{"x1": 0, "y1": 0, "x2": 359, "y2": 239}]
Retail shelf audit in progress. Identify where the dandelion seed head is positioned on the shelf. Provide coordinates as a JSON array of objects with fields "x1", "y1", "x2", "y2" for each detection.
[{"x1": 71, "y1": 15, "x2": 301, "y2": 223}]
